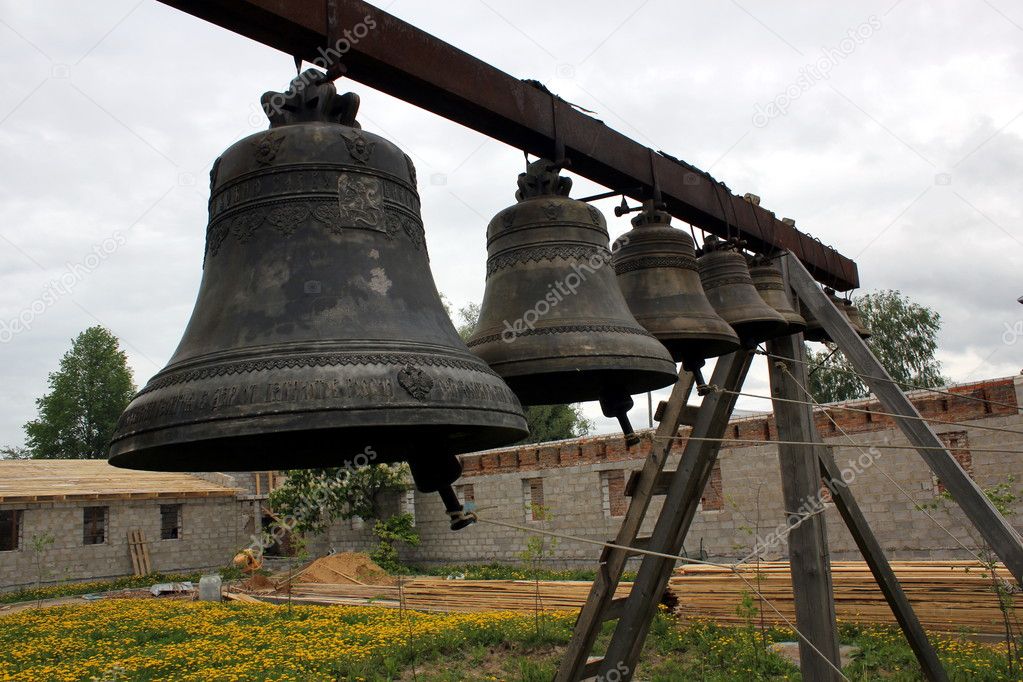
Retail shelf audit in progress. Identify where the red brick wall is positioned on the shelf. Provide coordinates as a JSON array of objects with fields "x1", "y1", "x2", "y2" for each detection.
[
  {"x1": 701, "y1": 462, "x2": 724, "y2": 511},
  {"x1": 456, "y1": 377, "x2": 1018, "y2": 477},
  {"x1": 524, "y1": 478, "x2": 545, "y2": 519},
  {"x1": 601, "y1": 470, "x2": 627, "y2": 518},
  {"x1": 934, "y1": 431, "x2": 973, "y2": 493},
  {"x1": 455, "y1": 483, "x2": 475, "y2": 504}
]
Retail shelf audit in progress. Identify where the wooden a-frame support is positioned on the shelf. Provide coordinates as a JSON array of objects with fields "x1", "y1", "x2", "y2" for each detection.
[{"x1": 556, "y1": 252, "x2": 1022, "y2": 681}]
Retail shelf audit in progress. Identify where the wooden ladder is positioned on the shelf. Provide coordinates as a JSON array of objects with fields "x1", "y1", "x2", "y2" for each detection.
[{"x1": 555, "y1": 350, "x2": 754, "y2": 681}]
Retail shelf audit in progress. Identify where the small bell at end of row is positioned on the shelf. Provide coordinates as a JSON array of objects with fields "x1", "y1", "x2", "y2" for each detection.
[
  {"x1": 748, "y1": 255, "x2": 806, "y2": 334},
  {"x1": 698, "y1": 236, "x2": 788, "y2": 345},
  {"x1": 612, "y1": 203, "x2": 739, "y2": 367},
  {"x1": 802, "y1": 289, "x2": 871, "y2": 342},
  {"x1": 466, "y1": 160, "x2": 678, "y2": 407},
  {"x1": 842, "y1": 299, "x2": 872, "y2": 339}
]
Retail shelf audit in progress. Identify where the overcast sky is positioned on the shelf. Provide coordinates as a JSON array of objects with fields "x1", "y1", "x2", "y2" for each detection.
[{"x1": 1, "y1": 0, "x2": 1020, "y2": 449}]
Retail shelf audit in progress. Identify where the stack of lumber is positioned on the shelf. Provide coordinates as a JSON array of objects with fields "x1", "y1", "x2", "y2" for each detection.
[
  {"x1": 287, "y1": 578, "x2": 632, "y2": 613},
  {"x1": 669, "y1": 560, "x2": 1019, "y2": 635}
]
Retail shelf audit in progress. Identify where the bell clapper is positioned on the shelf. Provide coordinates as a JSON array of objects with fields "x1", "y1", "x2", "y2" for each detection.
[
  {"x1": 682, "y1": 357, "x2": 714, "y2": 397},
  {"x1": 600, "y1": 394, "x2": 641, "y2": 448},
  {"x1": 438, "y1": 485, "x2": 476, "y2": 531}
]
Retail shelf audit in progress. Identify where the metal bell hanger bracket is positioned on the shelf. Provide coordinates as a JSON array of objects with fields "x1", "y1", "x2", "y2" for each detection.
[{"x1": 610, "y1": 148, "x2": 669, "y2": 217}]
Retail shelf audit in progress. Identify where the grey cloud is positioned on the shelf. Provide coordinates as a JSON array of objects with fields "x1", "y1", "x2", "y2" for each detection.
[{"x1": 1, "y1": 0, "x2": 1020, "y2": 446}]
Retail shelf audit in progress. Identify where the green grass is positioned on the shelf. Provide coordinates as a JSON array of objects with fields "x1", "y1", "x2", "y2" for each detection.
[{"x1": 0, "y1": 565, "x2": 248, "y2": 605}]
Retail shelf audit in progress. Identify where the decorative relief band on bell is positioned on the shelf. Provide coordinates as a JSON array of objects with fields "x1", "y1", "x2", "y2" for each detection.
[
  {"x1": 204, "y1": 199, "x2": 426, "y2": 258},
  {"x1": 700, "y1": 275, "x2": 754, "y2": 290},
  {"x1": 613, "y1": 255, "x2": 698, "y2": 274},
  {"x1": 134, "y1": 352, "x2": 498, "y2": 398},
  {"x1": 466, "y1": 323, "x2": 654, "y2": 347},
  {"x1": 210, "y1": 166, "x2": 420, "y2": 223},
  {"x1": 485, "y1": 244, "x2": 611, "y2": 276},
  {"x1": 116, "y1": 366, "x2": 521, "y2": 435},
  {"x1": 753, "y1": 280, "x2": 786, "y2": 292}
]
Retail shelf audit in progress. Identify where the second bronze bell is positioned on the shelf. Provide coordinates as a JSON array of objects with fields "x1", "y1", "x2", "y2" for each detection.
[{"x1": 467, "y1": 160, "x2": 678, "y2": 428}]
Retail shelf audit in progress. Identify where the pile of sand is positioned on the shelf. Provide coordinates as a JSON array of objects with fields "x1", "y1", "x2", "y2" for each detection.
[
  {"x1": 297, "y1": 552, "x2": 395, "y2": 586},
  {"x1": 239, "y1": 574, "x2": 276, "y2": 592}
]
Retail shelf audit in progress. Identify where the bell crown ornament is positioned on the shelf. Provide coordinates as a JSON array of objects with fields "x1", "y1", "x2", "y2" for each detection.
[
  {"x1": 612, "y1": 201, "x2": 740, "y2": 366},
  {"x1": 108, "y1": 71, "x2": 527, "y2": 529},
  {"x1": 466, "y1": 160, "x2": 677, "y2": 442}
]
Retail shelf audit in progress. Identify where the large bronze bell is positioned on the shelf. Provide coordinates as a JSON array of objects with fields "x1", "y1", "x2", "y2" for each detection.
[
  {"x1": 612, "y1": 202, "x2": 739, "y2": 365},
  {"x1": 108, "y1": 73, "x2": 528, "y2": 528},
  {"x1": 748, "y1": 256, "x2": 806, "y2": 333},
  {"x1": 466, "y1": 160, "x2": 677, "y2": 439},
  {"x1": 698, "y1": 236, "x2": 787, "y2": 344}
]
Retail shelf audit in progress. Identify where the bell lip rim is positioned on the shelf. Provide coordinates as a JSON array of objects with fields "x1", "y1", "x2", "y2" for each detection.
[
  {"x1": 483, "y1": 364, "x2": 680, "y2": 407},
  {"x1": 729, "y1": 319, "x2": 792, "y2": 344},
  {"x1": 107, "y1": 418, "x2": 530, "y2": 471}
]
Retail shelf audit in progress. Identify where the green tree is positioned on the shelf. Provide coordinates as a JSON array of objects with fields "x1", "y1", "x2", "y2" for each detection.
[
  {"x1": 0, "y1": 446, "x2": 31, "y2": 460},
  {"x1": 808, "y1": 290, "x2": 948, "y2": 403},
  {"x1": 268, "y1": 461, "x2": 409, "y2": 535},
  {"x1": 450, "y1": 300, "x2": 592, "y2": 443},
  {"x1": 23, "y1": 326, "x2": 136, "y2": 459},
  {"x1": 268, "y1": 461, "x2": 420, "y2": 568},
  {"x1": 519, "y1": 404, "x2": 592, "y2": 444}
]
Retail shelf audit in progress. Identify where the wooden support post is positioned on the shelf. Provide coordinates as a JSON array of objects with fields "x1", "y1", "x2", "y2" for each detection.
[
  {"x1": 554, "y1": 370, "x2": 695, "y2": 682},
  {"x1": 816, "y1": 448, "x2": 949, "y2": 681},
  {"x1": 767, "y1": 333, "x2": 843, "y2": 680},
  {"x1": 786, "y1": 252, "x2": 1023, "y2": 586},
  {"x1": 594, "y1": 350, "x2": 754, "y2": 681}
]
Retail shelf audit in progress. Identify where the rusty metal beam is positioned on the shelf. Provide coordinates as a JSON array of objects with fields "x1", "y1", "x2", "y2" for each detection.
[{"x1": 156, "y1": 0, "x2": 859, "y2": 289}]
